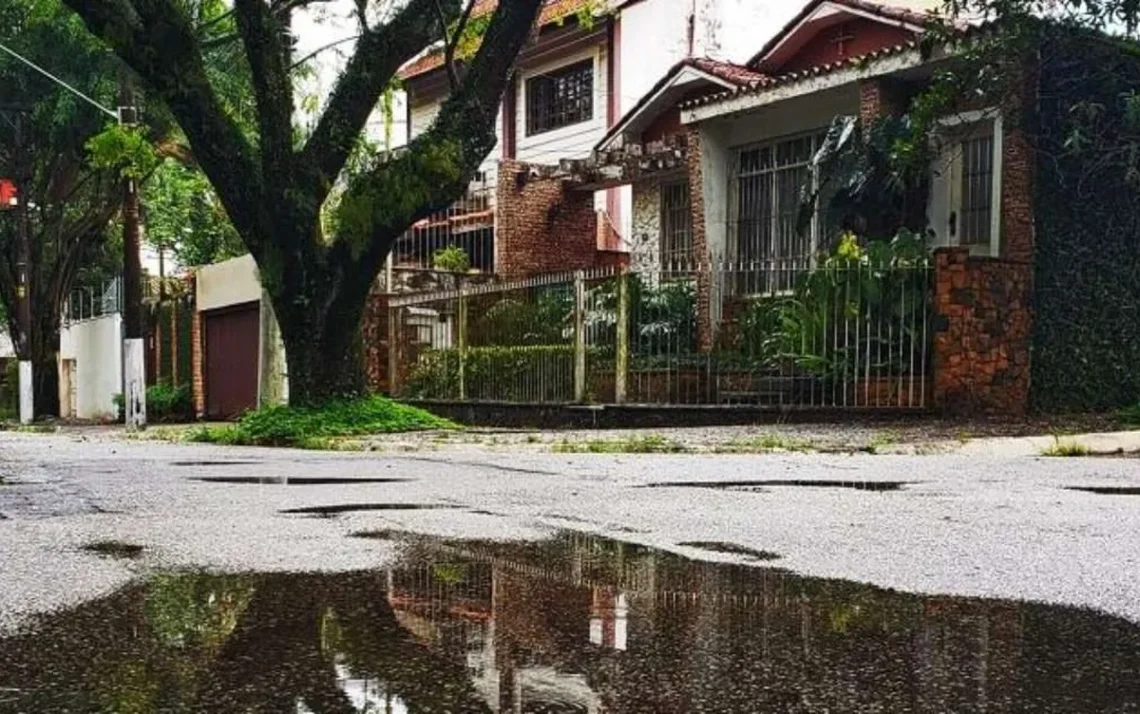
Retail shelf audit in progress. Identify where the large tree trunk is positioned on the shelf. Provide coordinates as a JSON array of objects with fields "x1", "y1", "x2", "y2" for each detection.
[
  {"x1": 32, "y1": 354, "x2": 59, "y2": 419},
  {"x1": 274, "y1": 280, "x2": 369, "y2": 407}
]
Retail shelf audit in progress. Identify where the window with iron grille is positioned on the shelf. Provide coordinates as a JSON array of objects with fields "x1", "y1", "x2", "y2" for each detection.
[
  {"x1": 526, "y1": 59, "x2": 594, "y2": 136},
  {"x1": 732, "y1": 132, "x2": 825, "y2": 293},
  {"x1": 659, "y1": 180, "x2": 692, "y2": 272},
  {"x1": 959, "y1": 133, "x2": 994, "y2": 248}
]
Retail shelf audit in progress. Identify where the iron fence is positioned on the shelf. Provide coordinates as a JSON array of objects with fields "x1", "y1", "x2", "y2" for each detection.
[
  {"x1": 62, "y1": 277, "x2": 121, "y2": 325},
  {"x1": 390, "y1": 173, "x2": 495, "y2": 273},
  {"x1": 389, "y1": 259, "x2": 933, "y2": 409}
]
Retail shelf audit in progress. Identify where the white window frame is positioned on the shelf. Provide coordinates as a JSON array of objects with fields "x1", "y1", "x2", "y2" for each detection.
[{"x1": 934, "y1": 108, "x2": 1003, "y2": 258}]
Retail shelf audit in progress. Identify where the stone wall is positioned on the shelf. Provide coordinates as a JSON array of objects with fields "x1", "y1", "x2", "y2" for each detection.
[
  {"x1": 932, "y1": 247, "x2": 1033, "y2": 415},
  {"x1": 495, "y1": 160, "x2": 601, "y2": 279}
]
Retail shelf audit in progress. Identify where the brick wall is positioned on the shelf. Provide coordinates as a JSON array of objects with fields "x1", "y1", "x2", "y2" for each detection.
[
  {"x1": 188, "y1": 274, "x2": 205, "y2": 418},
  {"x1": 1000, "y1": 127, "x2": 1035, "y2": 264},
  {"x1": 932, "y1": 247, "x2": 1033, "y2": 415},
  {"x1": 496, "y1": 160, "x2": 600, "y2": 279}
]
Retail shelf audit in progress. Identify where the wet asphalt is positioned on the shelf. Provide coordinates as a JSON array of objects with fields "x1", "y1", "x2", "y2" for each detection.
[{"x1": 1, "y1": 429, "x2": 1138, "y2": 638}]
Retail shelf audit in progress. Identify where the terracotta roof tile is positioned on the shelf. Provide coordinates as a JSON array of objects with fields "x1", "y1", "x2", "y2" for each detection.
[
  {"x1": 687, "y1": 58, "x2": 770, "y2": 87},
  {"x1": 399, "y1": 0, "x2": 600, "y2": 80}
]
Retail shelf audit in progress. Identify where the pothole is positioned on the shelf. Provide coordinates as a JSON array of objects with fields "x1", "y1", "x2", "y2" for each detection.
[
  {"x1": 646, "y1": 479, "x2": 909, "y2": 492},
  {"x1": 192, "y1": 476, "x2": 412, "y2": 485},
  {"x1": 1066, "y1": 486, "x2": 1140, "y2": 496},
  {"x1": 678, "y1": 541, "x2": 782, "y2": 560},
  {"x1": 81, "y1": 541, "x2": 145, "y2": 559},
  {"x1": 170, "y1": 461, "x2": 263, "y2": 467},
  {"x1": 280, "y1": 503, "x2": 460, "y2": 516}
]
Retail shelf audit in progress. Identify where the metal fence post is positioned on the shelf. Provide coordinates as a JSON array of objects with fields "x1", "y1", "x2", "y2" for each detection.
[
  {"x1": 574, "y1": 270, "x2": 586, "y2": 403},
  {"x1": 457, "y1": 289, "x2": 468, "y2": 401},
  {"x1": 615, "y1": 267, "x2": 629, "y2": 404}
]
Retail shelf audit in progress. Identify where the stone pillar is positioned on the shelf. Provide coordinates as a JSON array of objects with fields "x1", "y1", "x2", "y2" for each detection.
[
  {"x1": 361, "y1": 290, "x2": 392, "y2": 394},
  {"x1": 932, "y1": 247, "x2": 1033, "y2": 416},
  {"x1": 687, "y1": 128, "x2": 715, "y2": 351}
]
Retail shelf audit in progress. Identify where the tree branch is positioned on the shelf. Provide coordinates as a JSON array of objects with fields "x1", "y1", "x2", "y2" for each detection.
[
  {"x1": 233, "y1": 0, "x2": 295, "y2": 177},
  {"x1": 300, "y1": 0, "x2": 460, "y2": 199},
  {"x1": 333, "y1": 0, "x2": 544, "y2": 298},
  {"x1": 433, "y1": 0, "x2": 459, "y2": 90},
  {"x1": 62, "y1": 0, "x2": 268, "y2": 258}
]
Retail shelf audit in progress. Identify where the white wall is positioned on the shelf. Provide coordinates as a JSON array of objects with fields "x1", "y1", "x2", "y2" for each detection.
[
  {"x1": 59, "y1": 314, "x2": 122, "y2": 420},
  {"x1": 516, "y1": 43, "x2": 610, "y2": 165},
  {"x1": 196, "y1": 254, "x2": 262, "y2": 312}
]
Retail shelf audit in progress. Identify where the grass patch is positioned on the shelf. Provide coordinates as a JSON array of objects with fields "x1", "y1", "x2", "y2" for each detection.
[
  {"x1": 0, "y1": 422, "x2": 58, "y2": 434},
  {"x1": 187, "y1": 395, "x2": 456, "y2": 448},
  {"x1": 1041, "y1": 437, "x2": 1092, "y2": 457},
  {"x1": 712, "y1": 433, "x2": 815, "y2": 454},
  {"x1": 552, "y1": 434, "x2": 689, "y2": 454},
  {"x1": 1119, "y1": 402, "x2": 1140, "y2": 427}
]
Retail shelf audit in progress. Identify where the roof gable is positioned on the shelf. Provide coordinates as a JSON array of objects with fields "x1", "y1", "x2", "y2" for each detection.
[
  {"x1": 597, "y1": 58, "x2": 767, "y2": 151},
  {"x1": 748, "y1": 0, "x2": 936, "y2": 71}
]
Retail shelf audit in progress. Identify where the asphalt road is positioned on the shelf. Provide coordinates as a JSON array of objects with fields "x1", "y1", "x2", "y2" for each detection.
[{"x1": 1, "y1": 430, "x2": 1138, "y2": 633}]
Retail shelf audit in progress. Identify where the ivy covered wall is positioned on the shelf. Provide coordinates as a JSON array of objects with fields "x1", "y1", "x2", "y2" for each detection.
[{"x1": 1030, "y1": 33, "x2": 1140, "y2": 411}]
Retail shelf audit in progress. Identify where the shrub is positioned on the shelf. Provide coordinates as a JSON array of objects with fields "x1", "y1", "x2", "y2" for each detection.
[
  {"x1": 432, "y1": 245, "x2": 470, "y2": 273},
  {"x1": 1120, "y1": 402, "x2": 1140, "y2": 426},
  {"x1": 190, "y1": 395, "x2": 454, "y2": 447},
  {"x1": 114, "y1": 382, "x2": 193, "y2": 423}
]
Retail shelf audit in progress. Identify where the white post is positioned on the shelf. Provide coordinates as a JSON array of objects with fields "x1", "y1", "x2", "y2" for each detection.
[
  {"x1": 18, "y1": 361, "x2": 33, "y2": 425},
  {"x1": 123, "y1": 337, "x2": 146, "y2": 429}
]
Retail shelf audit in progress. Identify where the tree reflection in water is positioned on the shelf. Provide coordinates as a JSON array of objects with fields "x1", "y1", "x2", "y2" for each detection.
[{"x1": 1, "y1": 532, "x2": 1138, "y2": 713}]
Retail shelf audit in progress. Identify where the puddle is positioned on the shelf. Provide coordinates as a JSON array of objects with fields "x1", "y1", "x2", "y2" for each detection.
[
  {"x1": 647, "y1": 479, "x2": 910, "y2": 492},
  {"x1": 3, "y1": 532, "x2": 1139, "y2": 712},
  {"x1": 192, "y1": 476, "x2": 412, "y2": 486},
  {"x1": 677, "y1": 541, "x2": 781, "y2": 560},
  {"x1": 80, "y1": 541, "x2": 144, "y2": 559},
  {"x1": 280, "y1": 503, "x2": 459, "y2": 516},
  {"x1": 1067, "y1": 486, "x2": 1140, "y2": 496}
]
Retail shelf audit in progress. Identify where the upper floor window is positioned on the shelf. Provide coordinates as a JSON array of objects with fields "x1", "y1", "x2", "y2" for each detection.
[{"x1": 526, "y1": 59, "x2": 594, "y2": 136}]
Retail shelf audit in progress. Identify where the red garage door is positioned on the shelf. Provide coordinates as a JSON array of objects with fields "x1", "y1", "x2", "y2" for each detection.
[{"x1": 204, "y1": 302, "x2": 260, "y2": 419}]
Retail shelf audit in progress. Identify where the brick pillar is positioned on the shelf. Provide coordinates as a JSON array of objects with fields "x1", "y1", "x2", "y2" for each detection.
[
  {"x1": 687, "y1": 128, "x2": 714, "y2": 351},
  {"x1": 189, "y1": 274, "x2": 206, "y2": 419},
  {"x1": 495, "y1": 160, "x2": 600, "y2": 279},
  {"x1": 932, "y1": 247, "x2": 1032, "y2": 416},
  {"x1": 1000, "y1": 127, "x2": 1035, "y2": 264},
  {"x1": 858, "y1": 77, "x2": 906, "y2": 124},
  {"x1": 361, "y1": 290, "x2": 391, "y2": 394}
]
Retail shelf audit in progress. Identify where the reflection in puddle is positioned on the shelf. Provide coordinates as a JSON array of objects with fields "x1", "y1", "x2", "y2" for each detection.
[
  {"x1": 193, "y1": 476, "x2": 412, "y2": 486},
  {"x1": 1067, "y1": 486, "x2": 1140, "y2": 495},
  {"x1": 2, "y1": 532, "x2": 1138, "y2": 712},
  {"x1": 647, "y1": 479, "x2": 909, "y2": 491},
  {"x1": 281, "y1": 503, "x2": 460, "y2": 516}
]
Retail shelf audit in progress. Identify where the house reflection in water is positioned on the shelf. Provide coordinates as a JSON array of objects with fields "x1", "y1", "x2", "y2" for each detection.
[{"x1": 1, "y1": 531, "x2": 1137, "y2": 713}]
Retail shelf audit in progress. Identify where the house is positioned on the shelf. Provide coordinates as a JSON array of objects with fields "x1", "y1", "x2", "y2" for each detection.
[
  {"x1": 393, "y1": 0, "x2": 775, "y2": 281},
  {"x1": 571, "y1": 0, "x2": 1140, "y2": 415}
]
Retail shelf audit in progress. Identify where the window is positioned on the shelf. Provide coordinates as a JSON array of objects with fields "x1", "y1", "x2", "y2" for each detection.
[
  {"x1": 930, "y1": 111, "x2": 1002, "y2": 257},
  {"x1": 959, "y1": 133, "x2": 994, "y2": 248},
  {"x1": 526, "y1": 59, "x2": 594, "y2": 136},
  {"x1": 659, "y1": 181, "x2": 692, "y2": 272},
  {"x1": 732, "y1": 132, "x2": 825, "y2": 293}
]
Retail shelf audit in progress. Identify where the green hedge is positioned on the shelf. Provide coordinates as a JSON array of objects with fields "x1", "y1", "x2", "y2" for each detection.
[
  {"x1": 405, "y1": 345, "x2": 577, "y2": 402},
  {"x1": 1030, "y1": 34, "x2": 1140, "y2": 410}
]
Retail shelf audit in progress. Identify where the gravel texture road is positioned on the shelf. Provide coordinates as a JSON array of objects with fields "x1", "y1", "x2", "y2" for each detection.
[{"x1": 1, "y1": 429, "x2": 1138, "y2": 634}]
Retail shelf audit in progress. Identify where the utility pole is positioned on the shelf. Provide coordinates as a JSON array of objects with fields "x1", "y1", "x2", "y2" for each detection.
[
  {"x1": 119, "y1": 78, "x2": 146, "y2": 430},
  {"x1": 12, "y1": 114, "x2": 33, "y2": 425}
]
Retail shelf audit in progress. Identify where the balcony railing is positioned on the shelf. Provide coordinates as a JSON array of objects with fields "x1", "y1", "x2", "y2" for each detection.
[{"x1": 391, "y1": 173, "x2": 495, "y2": 273}]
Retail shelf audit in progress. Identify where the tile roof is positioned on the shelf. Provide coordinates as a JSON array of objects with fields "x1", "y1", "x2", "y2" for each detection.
[
  {"x1": 595, "y1": 56, "x2": 770, "y2": 150},
  {"x1": 684, "y1": 40, "x2": 922, "y2": 110},
  {"x1": 399, "y1": 0, "x2": 601, "y2": 81}
]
